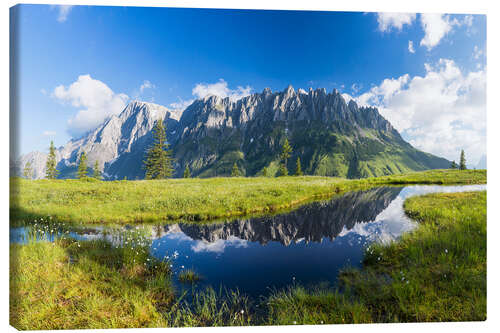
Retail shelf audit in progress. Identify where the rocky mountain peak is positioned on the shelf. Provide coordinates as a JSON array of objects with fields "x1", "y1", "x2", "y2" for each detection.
[{"x1": 15, "y1": 85, "x2": 450, "y2": 180}]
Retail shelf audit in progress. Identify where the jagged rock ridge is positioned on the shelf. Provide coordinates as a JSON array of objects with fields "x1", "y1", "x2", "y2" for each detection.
[
  {"x1": 15, "y1": 101, "x2": 181, "y2": 179},
  {"x1": 14, "y1": 85, "x2": 450, "y2": 179}
]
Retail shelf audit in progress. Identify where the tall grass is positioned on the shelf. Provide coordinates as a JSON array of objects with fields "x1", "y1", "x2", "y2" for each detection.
[
  {"x1": 10, "y1": 169, "x2": 486, "y2": 225},
  {"x1": 266, "y1": 191, "x2": 487, "y2": 324},
  {"x1": 10, "y1": 235, "x2": 260, "y2": 329}
]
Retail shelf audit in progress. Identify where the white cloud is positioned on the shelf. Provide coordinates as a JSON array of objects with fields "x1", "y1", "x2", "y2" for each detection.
[
  {"x1": 376, "y1": 13, "x2": 416, "y2": 32},
  {"x1": 341, "y1": 92, "x2": 356, "y2": 104},
  {"x1": 42, "y1": 131, "x2": 56, "y2": 136},
  {"x1": 53, "y1": 74, "x2": 129, "y2": 137},
  {"x1": 168, "y1": 79, "x2": 253, "y2": 112},
  {"x1": 56, "y1": 5, "x2": 73, "y2": 22},
  {"x1": 348, "y1": 59, "x2": 486, "y2": 165},
  {"x1": 170, "y1": 98, "x2": 194, "y2": 110},
  {"x1": 419, "y1": 14, "x2": 456, "y2": 50},
  {"x1": 357, "y1": 74, "x2": 410, "y2": 107},
  {"x1": 139, "y1": 80, "x2": 155, "y2": 94},
  {"x1": 473, "y1": 45, "x2": 484, "y2": 60},
  {"x1": 191, "y1": 236, "x2": 248, "y2": 253},
  {"x1": 351, "y1": 83, "x2": 362, "y2": 94},
  {"x1": 192, "y1": 79, "x2": 252, "y2": 101},
  {"x1": 408, "y1": 40, "x2": 415, "y2": 53},
  {"x1": 463, "y1": 15, "x2": 474, "y2": 27}
]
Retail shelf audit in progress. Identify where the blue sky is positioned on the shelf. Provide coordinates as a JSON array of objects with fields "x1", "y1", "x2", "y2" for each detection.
[{"x1": 11, "y1": 5, "x2": 486, "y2": 165}]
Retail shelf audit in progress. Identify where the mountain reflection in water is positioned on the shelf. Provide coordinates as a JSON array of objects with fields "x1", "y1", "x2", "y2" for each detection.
[{"x1": 155, "y1": 187, "x2": 403, "y2": 246}]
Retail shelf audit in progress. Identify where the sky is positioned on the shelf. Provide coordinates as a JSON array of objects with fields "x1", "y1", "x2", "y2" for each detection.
[{"x1": 11, "y1": 4, "x2": 486, "y2": 166}]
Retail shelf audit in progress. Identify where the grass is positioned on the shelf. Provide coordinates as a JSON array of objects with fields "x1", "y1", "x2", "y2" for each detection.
[
  {"x1": 10, "y1": 231, "x2": 252, "y2": 329},
  {"x1": 10, "y1": 188, "x2": 487, "y2": 328},
  {"x1": 266, "y1": 190, "x2": 486, "y2": 324},
  {"x1": 178, "y1": 269, "x2": 202, "y2": 283},
  {"x1": 10, "y1": 169, "x2": 486, "y2": 225},
  {"x1": 10, "y1": 238, "x2": 173, "y2": 329}
]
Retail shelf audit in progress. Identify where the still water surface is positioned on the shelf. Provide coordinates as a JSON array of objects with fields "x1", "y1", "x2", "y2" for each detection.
[{"x1": 10, "y1": 184, "x2": 485, "y2": 298}]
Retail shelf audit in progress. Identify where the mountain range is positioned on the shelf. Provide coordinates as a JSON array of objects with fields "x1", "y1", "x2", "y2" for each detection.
[{"x1": 13, "y1": 85, "x2": 450, "y2": 180}]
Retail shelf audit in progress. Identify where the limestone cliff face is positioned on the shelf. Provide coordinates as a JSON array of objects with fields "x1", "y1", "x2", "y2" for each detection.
[
  {"x1": 15, "y1": 101, "x2": 180, "y2": 179},
  {"x1": 173, "y1": 86, "x2": 449, "y2": 178},
  {"x1": 15, "y1": 86, "x2": 449, "y2": 179}
]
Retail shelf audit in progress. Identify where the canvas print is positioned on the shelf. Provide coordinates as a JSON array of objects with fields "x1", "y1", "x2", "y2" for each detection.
[{"x1": 9, "y1": 4, "x2": 487, "y2": 330}]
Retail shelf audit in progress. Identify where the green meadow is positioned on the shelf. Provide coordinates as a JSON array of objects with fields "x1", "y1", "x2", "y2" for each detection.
[
  {"x1": 10, "y1": 169, "x2": 485, "y2": 225},
  {"x1": 10, "y1": 189, "x2": 487, "y2": 328}
]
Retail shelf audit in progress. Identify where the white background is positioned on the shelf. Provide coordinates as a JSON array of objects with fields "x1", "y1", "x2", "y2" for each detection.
[{"x1": 1, "y1": 1, "x2": 498, "y2": 332}]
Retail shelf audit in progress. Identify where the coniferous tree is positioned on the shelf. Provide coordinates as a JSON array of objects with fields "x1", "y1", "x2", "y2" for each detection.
[
  {"x1": 347, "y1": 152, "x2": 361, "y2": 179},
  {"x1": 262, "y1": 166, "x2": 268, "y2": 177},
  {"x1": 450, "y1": 160, "x2": 458, "y2": 169},
  {"x1": 143, "y1": 120, "x2": 174, "y2": 179},
  {"x1": 231, "y1": 162, "x2": 241, "y2": 177},
  {"x1": 277, "y1": 164, "x2": 288, "y2": 176},
  {"x1": 45, "y1": 141, "x2": 59, "y2": 179},
  {"x1": 459, "y1": 150, "x2": 467, "y2": 170},
  {"x1": 92, "y1": 160, "x2": 102, "y2": 179},
  {"x1": 295, "y1": 157, "x2": 303, "y2": 176},
  {"x1": 23, "y1": 161, "x2": 33, "y2": 179},
  {"x1": 277, "y1": 138, "x2": 292, "y2": 176},
  {"x1": 77, "y1": 152, "x2": 88, "y2": 179},
  {"x1": 183, "y1": 165, "x2": 191, "y2": 178}
]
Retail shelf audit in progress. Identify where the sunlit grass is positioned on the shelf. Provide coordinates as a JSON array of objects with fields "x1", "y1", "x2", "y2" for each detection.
[
  {"x1": 266, "y1": 191, "x2": 487, "y2": 324},
  {"x1": 10, "y1": 230, "x2": 255, "y2": 329},
  {"x1": 10, "y1": 169, "x2": 486, "y2": 225}
]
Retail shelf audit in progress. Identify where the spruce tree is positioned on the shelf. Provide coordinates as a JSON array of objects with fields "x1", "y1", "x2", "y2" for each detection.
[
  {"x1": 450, "y1": 160, "x2": 458, "y2": 169},
  {"x1": 231, "y1": 162, "x2": 240, "y2": 177},
  {"x1": 277, "y1": 164, "x2": 288, "y2": 176},
  {"x1": 23, "y1": 161, "x2": 33, "y2": 179},
  {"x1": 45, "y1": 140, "x2": 59, "y2": 179},
  {"x1": 278, "y1": 138, "x2": 292, "y2": 176},
  {"x1": 459, "y1": 150, "x2": 467, "y2": 170},
  {"x1": 77, "y1": 152, "x2": 88, "y2": 179},
  {"x1": 143, "y1": 120, "x2": 174, "y2": 179},
  {"x1": 183, "y1": 165, "x2": 191, "y2": 178},
  {"x1": 92, "y1": 160, "x2": 102, "y2": 179},
  {"x1": 295, "y1": 157, "x2": 303, "y2": 176}
]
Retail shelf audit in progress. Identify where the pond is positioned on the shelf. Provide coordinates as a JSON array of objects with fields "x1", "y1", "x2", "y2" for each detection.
[{"x1": 10, "y1": 184, "x2": 486, "y2": 298}]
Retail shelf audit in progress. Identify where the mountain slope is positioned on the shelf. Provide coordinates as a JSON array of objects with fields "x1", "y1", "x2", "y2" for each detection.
[
  {"x1": 172, "y1": 86, "x2": 450, "y2": 178},
  {"x1": 15, "y1": 86, "x2": 450, "y2": 180},
  {"x1": 15, "y1": 101, "x2": 181, "y2": 179}
]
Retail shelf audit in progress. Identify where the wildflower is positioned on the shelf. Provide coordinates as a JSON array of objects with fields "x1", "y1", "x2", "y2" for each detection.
[
  {"x1": 240, "y1": 310, "x2": 244, "y2": 314},
  {"x1": 293, "y1": 321, "x2": 297, "y2": 325}
]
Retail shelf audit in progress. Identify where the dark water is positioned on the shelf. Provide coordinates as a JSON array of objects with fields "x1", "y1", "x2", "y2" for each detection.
[{"x1": 10, "y1": 184, "x2": 485, "y2": 298}]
